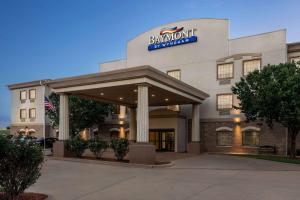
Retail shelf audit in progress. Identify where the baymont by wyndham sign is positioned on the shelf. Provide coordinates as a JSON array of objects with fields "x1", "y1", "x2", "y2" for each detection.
[{"x1": 148, "y1": 27, "x2": 197, "y2": 51}]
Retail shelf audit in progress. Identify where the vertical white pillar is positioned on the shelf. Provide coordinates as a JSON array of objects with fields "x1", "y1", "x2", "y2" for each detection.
[
  {"x1": 192, "y1": 103, "x2": 200, "y2": 142},
  {"x1": 128, "y1": 107, "x2": 137, "y2": 141},
  {"x1": 137, "y1": 85, "x2": 149, "y2": 142},
  {"x1": 59, "y1": 94, "x2": 69, "y2": 140}
]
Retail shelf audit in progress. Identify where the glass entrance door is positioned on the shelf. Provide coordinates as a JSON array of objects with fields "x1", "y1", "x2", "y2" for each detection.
[{"x1": 149, "y1": 129, "x2": 175, "y2": 151}]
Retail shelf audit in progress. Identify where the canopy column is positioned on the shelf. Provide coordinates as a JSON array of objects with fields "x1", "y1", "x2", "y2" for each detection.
[
  {"x1": 136, "y1": 84, "x2": 149, "y2": 142},
  {"x1": 59, "y1": 93, "x2": 70, "y2": 140},
  {"x1": 53, "y1": 93, "x2": 70, "y2": 157},
  {"x1": 128, "y1": 106, "x2": 137, "y2": 142},
  {"x1": 187, "y1": 103, "x2": 202, "y2": 154},
  {"x1": 129, "y1": 84, "x2": 155, "y2": 164}
]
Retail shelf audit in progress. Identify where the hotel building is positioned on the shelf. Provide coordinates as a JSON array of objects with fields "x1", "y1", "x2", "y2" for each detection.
[{"x1": 8, "y1": 19, "x2": 300, "y2": 161}]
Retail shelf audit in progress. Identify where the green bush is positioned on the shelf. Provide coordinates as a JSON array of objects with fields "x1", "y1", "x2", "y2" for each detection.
[
  {"x1": 0, "y1": 134, "x2": 44, "y2": 200},
  {"x1": 66, "y1": 136, "x2": 88, "y2": 157},
  {"x1": 110, "y1": 138, "x2": 129, "y2": 161},
  {"x1": 88, "y1": 138, "x2": 108, "y2": 159}
]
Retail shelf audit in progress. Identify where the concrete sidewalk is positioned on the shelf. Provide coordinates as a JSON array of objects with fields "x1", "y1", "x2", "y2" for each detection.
[{"x1": 29, "y1": 154, "x2": 300, "y2": 200}]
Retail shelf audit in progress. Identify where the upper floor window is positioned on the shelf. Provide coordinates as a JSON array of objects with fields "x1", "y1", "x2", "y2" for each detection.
[
  {"x1": 29, "y1": 89, "x2": 36, "y2": 100},
  {"x1": 243, "y1": 59, "x2": 261, "y2": 76},
  {"x1": 242, "y1": 130, "x2": 260, "y2": 146},
  {"x1": 29, "y1": 108, "x2": 36, "y2": 119},
  {"x1": 20, "y1": 90, "x2": 27, "y2": 101},
  {"x1": 217, "y1": 63, "x2": 234, "y2": 79},
  {"x1": 20, "y1": 109, "x2": 27, "y2": 119},
  {"x1": 167, "y1": 70, "x2": 181, "y2": 80},
  {"x1": 217, "y1": 131, "x2": 232, "y2": 146},
  {"x1": 291, "y1": 56, "x2": 300, "y2": 66},
  {"x1": 217, "y1": 94, "x2": 233, "y2": 110}
]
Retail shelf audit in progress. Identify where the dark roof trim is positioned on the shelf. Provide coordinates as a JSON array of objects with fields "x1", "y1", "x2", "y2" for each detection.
[
  {"x1": 7, "y1": 79, "x2": 51, "y2": 90},
  {"x1": 287, "y1": 42, "x2": 300, "y2": 53}
]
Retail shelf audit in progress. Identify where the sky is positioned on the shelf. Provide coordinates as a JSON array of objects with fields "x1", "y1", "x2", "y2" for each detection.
[{"x1": 0, "y1": 0, "x2": 300, "y2": 127}]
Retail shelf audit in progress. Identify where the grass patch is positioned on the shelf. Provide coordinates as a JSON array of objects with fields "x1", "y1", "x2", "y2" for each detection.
[{"x1": 238, "y1": 154, "x2": 300, "y2": 164}]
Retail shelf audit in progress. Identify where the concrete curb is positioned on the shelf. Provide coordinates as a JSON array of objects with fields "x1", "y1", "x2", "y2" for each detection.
[{"x1": 46, "y1": 156, "x2": 174, "y2": 168}]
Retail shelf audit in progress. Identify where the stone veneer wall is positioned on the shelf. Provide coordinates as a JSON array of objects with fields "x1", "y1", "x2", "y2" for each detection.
[{"x1": 201, "y1": 120, "x2": 300, "y2": 155}]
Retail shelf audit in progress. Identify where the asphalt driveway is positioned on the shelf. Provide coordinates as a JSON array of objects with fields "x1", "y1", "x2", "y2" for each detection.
[{"x1": 29, "y1": 154, "x2": 300, "y2": 200}]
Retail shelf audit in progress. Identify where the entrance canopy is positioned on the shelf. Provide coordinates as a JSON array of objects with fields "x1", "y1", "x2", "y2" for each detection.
[{"x1": 48, "y1": 65, "x2": 209, "y2": 106}]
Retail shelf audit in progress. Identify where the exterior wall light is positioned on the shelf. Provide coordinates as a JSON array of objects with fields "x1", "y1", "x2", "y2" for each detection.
[
  {"x1": 233, "y1": 117, "x2": 241, "y2": 123},
  {"x1": 100, "y1": 92, "x2": 104, "y2": 96}
]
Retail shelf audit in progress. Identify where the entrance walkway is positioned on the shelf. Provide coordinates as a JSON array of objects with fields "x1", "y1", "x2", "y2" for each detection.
[{"x1": 29, "y1": 154, "x2": 300, "y2": 200}]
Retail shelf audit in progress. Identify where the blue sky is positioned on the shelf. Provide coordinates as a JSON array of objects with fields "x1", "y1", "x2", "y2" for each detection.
[{"x1": 0, "y1": 0, "x2": 300, "y2": 127}]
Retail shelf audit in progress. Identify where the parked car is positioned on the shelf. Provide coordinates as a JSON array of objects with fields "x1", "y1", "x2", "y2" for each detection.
[
  {"x1": 36, "y1": 137, "x2": 58, "y2": 148},
  {"x1": 15, "y1": 135, "x2": 37, "y2": 143}
]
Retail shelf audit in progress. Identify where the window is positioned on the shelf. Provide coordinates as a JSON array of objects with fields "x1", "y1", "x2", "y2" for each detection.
[
  {"x1": 242, "y1": 131, "x2": 260, "y2": 146},
  {"x1": 167, "y1": 70, "x2": 181, "y2": 112},
  {"x1": 20, "y1": 90, "x2": 27, "y2": 101},
  {"x1": 217, "y1": 94, "x2": 233, "y2": 110},
  {"x1": 217, "y1": 63, "x2": 233, "y2": 79},
  {"x1": 29, "y1": 108, "x2": 36, "y2": 119},
  {"x1": 167, "y1": 70, "x2": 181, "y2": 80},
  {"x1": 243, "y1": 59, "x2": 261, "y2": 76},
  {"x1": 291, "y1": 56, "x2": 300, "y2": 66},
  {"x1": 20, "y1": 109, "x2": 27, "y2": 119},
  {"x1": 29, "y1": 89, "x2": 36, "y2": 100},
  {"x1": 217, "y1": 131, "x2": 232, "y2": 146}
]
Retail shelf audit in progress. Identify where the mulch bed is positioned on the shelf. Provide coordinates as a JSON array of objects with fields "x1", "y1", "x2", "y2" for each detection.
[
  {"x1": 0, "y1": 192, "x2": 48, "y2": 200},
  {"x1": 64, "y1": 155, "x2": 170, "y2": 165},
  {"x1": 76, "y1": 156, "x2": 130, "y2": 163}
]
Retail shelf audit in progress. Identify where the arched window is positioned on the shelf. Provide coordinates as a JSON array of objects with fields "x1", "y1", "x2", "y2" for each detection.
[
  {"x1": 216, "y1": 127, "x2": 233, "y2": 146},
  {"x1": 242, "y1": 127, "x2": 260, "y2": 147}
]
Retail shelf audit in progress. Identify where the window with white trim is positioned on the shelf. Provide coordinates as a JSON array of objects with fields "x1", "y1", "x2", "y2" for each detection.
[
  {"x1": 29, "y1": 108, "x2": 36, "y2": 119},
  {"x1": 20, "y1": 90, "x2": 27, "y2": 101},
  {"x1": 29, "y1": 89, "x2": 36, "y2": 100},
  {"x1": 167, "y1": 70, "x2": 181, "y2": 80},
  {"x1": 291, "y1": 56, "x2": 300, "y2": 66},
  {"x1": 242, "y1": 130, "x2": 260, "y2": 146},
  {"x1": 217, "y1": 94, "x2": 233, "y2": 110},
  {"x1": 20, "y1": 109, "x2": 27, "y2": 119},
  {"x1": 243, "y1": 59, "x2": 261, "y2": 76},
  {"x1": 217, "y1": 131, "x2": 232, "y2": 146},
  {"x1": 167, "y1": 70, "x2": 180, "y2": 111},
  {"x1": 217, "y1": 63, "x2": 233, "y2": 79}
]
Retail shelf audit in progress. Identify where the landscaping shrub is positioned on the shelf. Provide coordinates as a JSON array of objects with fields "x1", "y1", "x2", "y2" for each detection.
[
  {"x1": 0, "y1": 134, "x2": 44, "y2": 200},
  {"x1": 88, "y1": 138, "x2": 108, "y2": 159},
  {"x1": 66, "y1": 136, "x2": 88, "y2": 157},
  {"x1": 110, "y1": 138, "x2": 129, "y2": 161}
]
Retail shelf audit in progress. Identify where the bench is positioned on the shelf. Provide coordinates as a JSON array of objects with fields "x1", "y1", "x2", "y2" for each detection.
[{"x1": 258, "y1": 145, "x2": 277, "y2": 155}]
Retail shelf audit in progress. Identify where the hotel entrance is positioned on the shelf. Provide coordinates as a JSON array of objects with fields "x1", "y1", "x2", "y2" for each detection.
[{"x1": 149, "y1": 129, "x2": 175, "y2": 152}]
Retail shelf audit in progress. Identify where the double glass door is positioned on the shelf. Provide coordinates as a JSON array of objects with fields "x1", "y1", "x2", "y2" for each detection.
[{"x1": 149, "y1": 129, "x2": 175, "y2": 151}]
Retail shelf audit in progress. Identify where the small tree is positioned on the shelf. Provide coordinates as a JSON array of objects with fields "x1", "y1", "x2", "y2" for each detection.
[
  {"x1": 110, "y1": 138, "x2": 129, "y2": 161},
  {"x1": 232, "y1": 62, "x2": 300, "y2": 158},
  {"x1": 88, "y1": 138, "x2": 108, "y2": 159},
  {"x1": 46, "y1": 93, "x2": 115, "y2": 136},
  {"x1": 0, "y1": 134, "x2": 44, "y2": 200},
  {"x1": 66, "y1": 136, "x2": 88, "y2": 157}
]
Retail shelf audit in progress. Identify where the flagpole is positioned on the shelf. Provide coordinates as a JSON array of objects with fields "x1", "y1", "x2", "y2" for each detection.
[{"x1": 40, "y1": 81, "x2": 46, "y2": 155}]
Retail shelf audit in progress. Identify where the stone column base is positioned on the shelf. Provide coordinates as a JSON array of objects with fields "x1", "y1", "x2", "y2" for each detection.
[
  {"x1": 187, "y1": 142, "x2": 203, "y2": 154},
  {"x1": 53, "y1": 140, "x2": 72, "y2": 157},
  {"x1": 129, "y1": 143, "x2": 156, "y2": 164}
]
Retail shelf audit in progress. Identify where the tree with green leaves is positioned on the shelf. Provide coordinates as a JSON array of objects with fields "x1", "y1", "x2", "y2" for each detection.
[
  {"x1": 46, "y1": 93, "x2": 115, "y2": 136},
  {"x1": 232, "y1": 62, "x2": 300, "y2": 158}
]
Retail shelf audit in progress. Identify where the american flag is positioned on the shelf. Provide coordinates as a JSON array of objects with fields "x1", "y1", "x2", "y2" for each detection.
[{"x1": 44, "y1": 97, "x2": 55, "y2": 111}]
